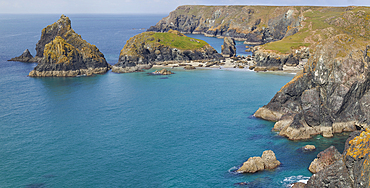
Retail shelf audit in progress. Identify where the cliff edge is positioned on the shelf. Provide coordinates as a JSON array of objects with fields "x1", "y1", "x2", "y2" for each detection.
[{"x1": 148, "y1": 5, "x2": 302, "y2": 43}]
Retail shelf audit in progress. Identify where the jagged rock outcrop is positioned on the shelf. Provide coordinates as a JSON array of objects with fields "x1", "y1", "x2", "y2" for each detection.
[
  {"x1": 221, "y1": 37, "x2": 236, "y2": 57},
  {"x1": 29, "y1": 36, "x2": 109, "y2": 77},
  {"x1": 148, "y1": 5, "x2": 302, "y2": 43},
  {"x1": 27, "y1": 15, "x2": 110, "y2": 77},
  {"x1": 237, "y1": 150, "x2": 281, "y2": 173},
  {"x1": 8, "y1": 49, "x2": 34, "y2": 62},
  {"x1": 112, "y1": 30, "x2": 222, "y2": 73},
  {"x1": 308, "y1": 146, "x2": 341, "y2": 173},
  {"x1": 251, "y1": 46, "x2": 309, "y2": 71},
  {"x1": 304, "y1": 130, "x2": 370, "y2": 187},
  {"x1": 254, "y1": 34, "x2": 370, "y2": 139}
]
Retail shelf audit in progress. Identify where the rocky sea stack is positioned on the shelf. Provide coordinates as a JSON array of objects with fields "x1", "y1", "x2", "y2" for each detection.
[
  {"x1": 23, "y1": 15, "x2": 110, "y2": 77},
  {"x1": 112, "y1": 30, "x2": 222, "y2": 73},
  {"x1": 221, "y1": 37, "x2": 236, "y2": 57}
]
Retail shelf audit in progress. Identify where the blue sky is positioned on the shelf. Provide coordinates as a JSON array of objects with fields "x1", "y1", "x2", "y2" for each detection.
[{"x1": 0, "y1": 0, "x2": 369, "y2": 14}]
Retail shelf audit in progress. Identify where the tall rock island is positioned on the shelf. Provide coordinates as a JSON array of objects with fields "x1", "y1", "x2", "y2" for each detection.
[
  {"x1": 221, "y1": 37, "x2": 236, "y2": 57},
  {"x1": 112, "y1": 30, "x2": 222, "y2": 73},
  {"x1": 11, "y1": 15, "x2": 111, "y2": 77}
]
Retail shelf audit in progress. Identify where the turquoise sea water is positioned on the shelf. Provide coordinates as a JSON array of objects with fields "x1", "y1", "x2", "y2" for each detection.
[{"x1": 0, "y1": 15, "x2": 350, "y2": 187}]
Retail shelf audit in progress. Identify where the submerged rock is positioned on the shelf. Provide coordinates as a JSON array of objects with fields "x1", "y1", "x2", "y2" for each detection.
[
  {"x1": 237, "y1": 150, "x2": 281, "y2": 173},
  {"x1": 302, "y1": 145, "x2": 316, "y2": 151},
  {"x1": 28, "y1": 15, "x2": 110, "y2": 77},
  {"x1": 184, "y1": 65, "x2": 196, "y2": 70},
  {"x1": 152, "y1": 69, "x2": 174, "y2": 75},
  {"x1": 8, "y1": 49, "x2": 34, "y2": 62}
]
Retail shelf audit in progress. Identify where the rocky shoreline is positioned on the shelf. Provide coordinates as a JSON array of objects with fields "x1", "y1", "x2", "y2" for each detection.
[
  {"x1": 29, "y1": 67, "x2": 110, "y2": 77},
  {"x1": 7, "y1": 7, "x2": 370, "y2": 187}
]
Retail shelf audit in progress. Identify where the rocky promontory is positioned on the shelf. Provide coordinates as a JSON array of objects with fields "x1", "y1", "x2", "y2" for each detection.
[
  {"x1": 112, "y1": 30, "x2": 222, "y2": 73},
  {"x1": 255, "y1": 35, "x2": 370, "y2": 140},
  {"x1": 12, "y1": 15, "x2": 110, "y2": 77},
  {"x1": 148, "y1": 5, "x2": 302, "y2": 43},
  {"x1": 254, "y1": 6, "x2": 370, "y2": 139}
]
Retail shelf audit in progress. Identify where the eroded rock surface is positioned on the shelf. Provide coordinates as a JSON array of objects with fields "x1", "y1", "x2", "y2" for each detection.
[
  {"x1": 255, "y1": 36, "x2": 370, "y2": 140},
  {"x1": 304, "y1": 130, "x2": 370, "y2": 187},
  {"x1": 237, "y1": 150, "x2": 281, "y2": 173},
  {"x1": 8, "y1": 49, "x2": 34, "y2": 62},
  {"x1": 148, "y1": 5, "x2": 301, "y2": 43},
  {"x1": 21, "y1": 15, "x2": 110, "y2": 77},
  {"x1": 308, "y1": 146, "x2": 341, "y2": 173},
  {"x1": 221, "y1": 37, "x2": 236, "y2": 57}
]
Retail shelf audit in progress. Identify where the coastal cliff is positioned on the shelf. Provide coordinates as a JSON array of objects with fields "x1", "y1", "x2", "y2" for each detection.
[
  {"x1": 148, "y1": 5, "x2": 302, "y2": 43},
  {"x1": 112, "y1": 30, "x2": 222, "y2": 73},
  {"x1": 255, "y1": 37, "x2": 370, "y2": 140},
  {"x1": 27, "y1": 15, "x2": 110, "y2": 77},
  {"x1": 254, "y1": 6, "x2": 370, "y2": 139}
]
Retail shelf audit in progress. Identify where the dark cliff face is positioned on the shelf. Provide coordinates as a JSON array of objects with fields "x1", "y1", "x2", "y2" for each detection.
[
  {"x1": 147, "y1": 5, "x2": 301, "y2": 43},
  {"x1": 255, "y1": 35, "x2": 370, "y2": 140},
  {"x1": 28, "y1": 15, "x2": 110, "y2": 77},
  {"x1": 112, "y1": 31, "x2": 222, "y2": 73},
  {"x1": 305, "y1": 130, "x2": 370, "y2": 187},
  {"x1": 221, "y1": 37, "x2": 236, "y2": 57}
]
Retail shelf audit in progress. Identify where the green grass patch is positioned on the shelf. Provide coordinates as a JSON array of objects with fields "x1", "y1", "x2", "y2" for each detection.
[
  {"x1": 151, "y1": 32, "x2": 208, "y2": 50},
  {"x1": 263, "y1": 41, "x2": 310, "y2": 54},
  {"x1": 263, "y1": 28, "x2": 311, "y2": 53}
]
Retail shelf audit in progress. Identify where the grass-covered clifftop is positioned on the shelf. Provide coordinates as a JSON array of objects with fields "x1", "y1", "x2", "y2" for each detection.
[
  {"x1": 149, "y1": 5, "x2": 370, "y2": 56},
  {"x1": 262, "y1": 6, "x2": 370, "y2": 54},
  {"x1": 113, "y1": 30, "x2": 221, "y2": 73},
  {"x1": 119, "y1": 30, "x2": 209, "y2": 57}
]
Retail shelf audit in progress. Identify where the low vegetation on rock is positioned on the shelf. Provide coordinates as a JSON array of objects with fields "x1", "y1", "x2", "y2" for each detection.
[
  {"x1": 27, "y1": 15, "x2": 110, "y2": 77},
  {"x1": 113, "y1": 30, "x2": 221, "y2": 73}
]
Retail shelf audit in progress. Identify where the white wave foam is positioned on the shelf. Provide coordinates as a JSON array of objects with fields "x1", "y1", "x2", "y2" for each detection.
[
  {"x1": 281, "y1": 175, "x2": 310, "y2": 187},
  {"x1": 228, "y1": 166, "x2": 239, "y2": 174}
]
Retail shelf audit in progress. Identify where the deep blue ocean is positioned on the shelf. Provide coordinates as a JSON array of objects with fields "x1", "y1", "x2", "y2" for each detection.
[{"x1": 0, "y1": 14, "x2": 350, "y2": 187}]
